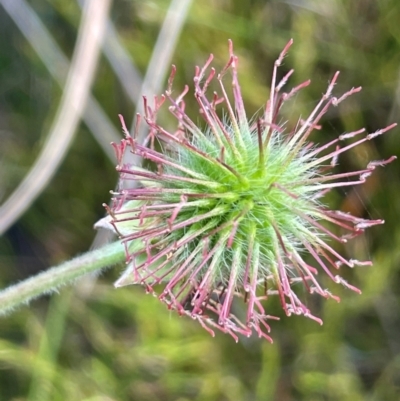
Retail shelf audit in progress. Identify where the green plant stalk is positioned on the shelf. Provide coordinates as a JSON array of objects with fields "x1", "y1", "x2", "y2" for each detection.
[{"x1": 0, "y1": 240, "x2": 126, "y2": 316}]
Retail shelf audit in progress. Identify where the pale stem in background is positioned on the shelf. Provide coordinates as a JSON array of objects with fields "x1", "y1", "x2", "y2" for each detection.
[{"x1": 0, "y1": 0, "x2": 111, "y2": 235}]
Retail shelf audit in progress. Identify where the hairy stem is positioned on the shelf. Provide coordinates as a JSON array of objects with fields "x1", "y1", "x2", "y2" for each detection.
[{"x1": 0, "y1": 241, "x2": 126, "y2": 316}]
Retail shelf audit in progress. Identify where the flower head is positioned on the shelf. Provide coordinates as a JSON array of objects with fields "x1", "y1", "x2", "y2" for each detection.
[{"x1": 100, "y1": 39, "x2": 396, "y2": 342}]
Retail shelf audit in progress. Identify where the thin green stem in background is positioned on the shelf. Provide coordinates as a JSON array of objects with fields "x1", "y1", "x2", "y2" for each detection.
[
  {"x1": 0, "y1": 241, "x2": 126, "y2": 317},
  {"x1": 27, "y1": 289, "x2": 74, "y2": 401}
]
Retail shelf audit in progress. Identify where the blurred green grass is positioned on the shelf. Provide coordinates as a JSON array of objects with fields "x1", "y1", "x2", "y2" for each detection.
[{"x1": 1, "y1": 0, "x2": 400, "y2": 400}]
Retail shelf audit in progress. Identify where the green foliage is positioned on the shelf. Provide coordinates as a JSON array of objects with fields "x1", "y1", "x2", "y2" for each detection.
[{"x1": 1, "y1": 0, "x2": 399, "y2": 399}]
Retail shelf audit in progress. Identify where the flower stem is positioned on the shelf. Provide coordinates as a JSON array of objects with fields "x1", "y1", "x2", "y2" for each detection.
[{"x1": 0, "y1": 240, "x2": 126, "y2": 316}]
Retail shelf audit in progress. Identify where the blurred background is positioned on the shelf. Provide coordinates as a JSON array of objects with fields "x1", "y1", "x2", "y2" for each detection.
[{"x1": 0, "y1": 0, "x2": 400, "y2": 400}]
